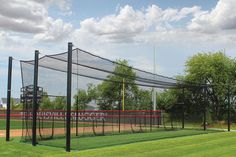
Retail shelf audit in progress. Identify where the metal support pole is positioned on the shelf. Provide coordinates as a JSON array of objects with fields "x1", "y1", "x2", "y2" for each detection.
[
  {"x1": 122, "y1": 78, "x2": 125, "y2": 111},
  {"x1": 6, "y1": 57, "x2": 13, "y2": 141},
  {"x1": 203, "y1": 87, "x2": 206, "y2": 131},
  {"x1": 32, "y1": 50, "x2": 39, "y2": 146},
  {"x1": 75, "y1": 96, "x2": 79, "y2": 136},
  {"x1": 150, "y1": 109, "x2": 152, "y2": 131},
  {"x1": 227, "y1": 85, "x2": 230, "y2": 132},
  {"x1": 118, "y1": 100, "x2": 121, "y2": 133},
  {"x1": 66, "y1": 42, "x2": 73, "y2": 152},
  {"x1": 182, "y1": 88, "x2": 185, "y2": 129}
]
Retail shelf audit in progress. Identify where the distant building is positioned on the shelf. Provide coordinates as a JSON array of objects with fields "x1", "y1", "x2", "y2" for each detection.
[{"x1": 0, "y1": 98, "x2": 21, "y2": 109}]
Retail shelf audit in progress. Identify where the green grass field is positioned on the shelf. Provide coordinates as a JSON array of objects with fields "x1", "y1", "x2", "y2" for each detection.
[
  {"x1": 1, "y1": 130, "x2": 236, "y2": 157},
  {"x1": 38, "y1": 129, "x2": 217, "y2": 150}
]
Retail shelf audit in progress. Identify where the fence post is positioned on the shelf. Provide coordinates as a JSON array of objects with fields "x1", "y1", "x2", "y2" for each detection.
[
  {"x1": 32, "y1": 50, "x2": 39, "y2": 146},
  {"x1": 227, "y1": 85, "x2": 230, "y2": 132},
  {"x1": 182, "y1": 88, "x2": 185, "y2": 129},
  {"x1": 75, "y1": 96, "x2": 79, "y2": 136},
  {"x1": 118, "y1": 100, "x2": 121, "y2": 133},
  {"x1": 6, "y1": 57, "x2": 13, "y2": 141},
  {"x1": 150, "y1": 108, "x2": 153, "y2": 132},
  {"x1": 203, "y1": 86, "x2": 207, "y2": 131},
  {"x1": 66, "y1": 42, "x2": 73, "y2": 152}
]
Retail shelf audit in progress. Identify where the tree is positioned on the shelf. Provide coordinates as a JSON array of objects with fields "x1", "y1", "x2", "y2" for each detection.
[
  {"x1": 185, "y1": 51, "x2": 236, "y2": 120},
  {"x1": 156, "y1": 89, "x2": 178, "y2": 110},
  {"x1": 53, "y1": 96, "x2": 66, "y2": 110},
  {"x1": 10, "y1": 98, "x2": 16, "y2": 110},
  {"x1": 87, "y1": 83, "x2": 99, "y2": 99},
  {"x1": 96, "y1": 60, "x2": 138, "y2": 110},
  {"x1": 73, "y1": 89, "x2": 90, "y2": 110},
  {"x1": 10, "y1": 98, "x2": 23, "y2": 110},
  {"x1": 136, "y1": 89, "x2": 152, "y2": 110},
  {"x1": 40, "y1": 92, "x2": 53, "y2": 110}
]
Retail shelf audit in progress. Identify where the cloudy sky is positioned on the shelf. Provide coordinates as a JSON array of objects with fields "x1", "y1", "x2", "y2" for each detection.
[{"x1": 1, "y1": 0, "x2": 236, "y2": 98}]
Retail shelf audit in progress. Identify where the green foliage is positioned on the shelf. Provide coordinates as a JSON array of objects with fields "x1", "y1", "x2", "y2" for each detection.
[
  {"x1": 40, "y1": 92, "x2": 53, "y2": 110},
  {"x1": 10, "y1": 98, "x2": 15, "y2": 110},
  {"x1": 156, "y1": 89, "x2": 178, "y2": 110},
  {"x1": 136, "y1": 89, "x2": 152, "y2": 110},
  {"x1": 154, "y1": 51, "x2": 236, "y2": 122},
  {"x1": 10, "y1": 98, "x2": 23, "y2": 110},
  {"x1": 185, "y1": 52, "x2": 235, "y2": 84},
  {"x1": 73, "y1": 89, "x2": 90, "y2": 110},
  {"x1": 12, "y1": 103, "x2": 23, "y2": 110},
  {"x1": 72, "y1": 60, "x2": 153, "y2": 111},
  {"x1": 96, "y1": 60, "x2": 138, "y2": 110},
  {"x1": 87, "y1": 83, "x2": 99, "y2": 99},
  {"x1": 53, "y1": 96, "x2": 66, "y2": 110},
  {"x1": 185, "y1": 51, "x2": 236, "y2": 120}
]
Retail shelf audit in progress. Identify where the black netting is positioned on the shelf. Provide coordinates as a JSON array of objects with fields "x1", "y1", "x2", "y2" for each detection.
[
  {"x1": 19, "y1": 47, "x2": 219, "y2": 150},
  {"x1": 20, "y1": 48, "x2": 189, "y2": 92}
]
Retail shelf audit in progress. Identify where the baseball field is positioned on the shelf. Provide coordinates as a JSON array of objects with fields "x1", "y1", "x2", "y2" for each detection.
[{"x1": 0, "y1": 129, "x2": 236, "y2": 157}]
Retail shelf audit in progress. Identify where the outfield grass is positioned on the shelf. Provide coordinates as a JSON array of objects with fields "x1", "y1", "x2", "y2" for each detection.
[
  {"x1": 0, "y1": 131, "x2": 236, "y2": 156},
  {"x1": 0, "y1": 119, "x2": 23, "y2": 130}
]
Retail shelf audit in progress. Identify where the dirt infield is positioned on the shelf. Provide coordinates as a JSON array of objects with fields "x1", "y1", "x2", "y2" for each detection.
[
  {"x1": 0, "y1": 129, "x2": 22, "y2": 137},
  {"x1": 0, "y1": 124, "x2": 147, "y2": 138}
]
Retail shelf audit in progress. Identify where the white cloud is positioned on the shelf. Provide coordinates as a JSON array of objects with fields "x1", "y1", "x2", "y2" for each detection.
[
  {"x1": 75, "y1": 2, "x2": 236, "y2": 49},
  {"x1": 188, "y1": 0, "x2": 236, "y2": 33},
  {"x1": 0, "y1": 0, "x2": 47, "y2": 33},
  {"x1": 79, "y1": 5, "x2": 148, "y2": 43},
  {"x1": 0, "y1": 0, "x2": 74, "y2": 42},
  {"x1": 78, "y1": 4, "x2": 201, "y2": 43},
  {"x1": 34, "y1": 18, "x2": 73, "y2": 42}
]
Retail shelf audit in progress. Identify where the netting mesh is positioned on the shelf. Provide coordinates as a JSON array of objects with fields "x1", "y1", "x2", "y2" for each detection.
[
  {"x1": 19, "y1": 47, "x2": 224, "y2": 149},
  {"x1": 21, "y1": 48, "x2": 183, "y2": 91}
]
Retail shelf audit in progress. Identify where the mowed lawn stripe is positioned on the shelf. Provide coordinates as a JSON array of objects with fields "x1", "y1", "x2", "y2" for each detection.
[
  {"x1": 0, "y1": 132, "x2": 235, "y2": 157},
  {"x1": 39, "y1": 129, "x2": 213, "y2": 150},
  {"x1": 73, "y1": 132, "x2": 236, "y2": 157}
]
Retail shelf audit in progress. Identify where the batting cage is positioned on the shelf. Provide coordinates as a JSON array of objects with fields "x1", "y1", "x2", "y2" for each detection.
[
  {"x1": 8, "y1": 42, "x2": 231, "y2": 151},
  {"x1": 18, "y1": 43, "x2": 186, "y2": 151}
]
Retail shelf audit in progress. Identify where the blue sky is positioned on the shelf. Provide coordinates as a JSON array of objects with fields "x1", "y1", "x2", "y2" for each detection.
[{"x1": 1, "y1": 0, "x2": 236, "y2": 99}]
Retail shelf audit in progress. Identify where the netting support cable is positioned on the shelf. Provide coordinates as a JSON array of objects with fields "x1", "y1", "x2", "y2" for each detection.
[
  {"x1": 32, "y1": 50, "x2": 39, "y2": 146},
  {"x1": 6, "y1": 56, "x2": 13, "y2": 142},
  {"x1": 66, "y1": 42, "x2": 73, "y2": 152}
]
